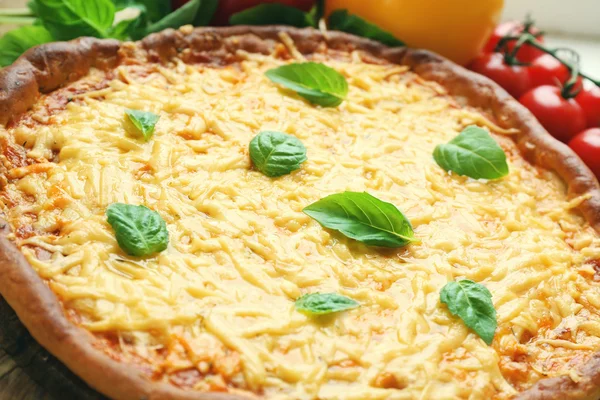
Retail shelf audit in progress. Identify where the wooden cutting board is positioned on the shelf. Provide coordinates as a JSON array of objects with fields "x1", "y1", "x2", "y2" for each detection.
[{"x1": 0, "y1": 296, "x2": 106, "y2": 400}]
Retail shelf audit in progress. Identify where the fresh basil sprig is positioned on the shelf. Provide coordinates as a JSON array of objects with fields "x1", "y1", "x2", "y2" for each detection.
[
  {"x1": 106, "y1": 203, "x2": 169, "y2": 257},
  {"x1": 433, "y1": 126, "x2": 509, "y2": 180},
  {"x1": 142, "y1": 0, "x2": 200, "y2": 37},
  {"x1": 112, "y1": 0, "x2": 219, "y2": 39},
  {"x1": 192, "y1": 0, "x2": 219, "y2": 26},
  {"x1": 34, "y1": 0, "x2": 116, "y2": 40},
  {"x1": 110, "y1": 4, "x2": 148, "y2": 40},
  {"x1": 125, "y1": 109, "x2": 160, "y2": 140},
  {"x1": 0, "y1": 0, "x2": 221, "y2": 64},
  {"x1": 295, "y1": 293, "x2": 359, "y2": 316},
  {"x1": 230, "y1": 3, "x2": 314, "y2": 27},
  {"x1": 0, "y1": 26, "x2": 53, "y2": 67},
  {"x1": 249, "y1": 131, "x2": 307, "y2": 177},
  {"x1": 328, "y1": 10, "x2": 404, "y2": 47},
  {"x1": 113, "y1": 0, "x2": 170, "y2": 23},
  {"x1": 303, "y1": 191, "x2": 416, "y2": 248},
  {"x1": 440, "y1": 279, "x2": 497, "y2": 345},
  {"x1": 265, "y1": 62, "x2": 348, "y2": 107}
]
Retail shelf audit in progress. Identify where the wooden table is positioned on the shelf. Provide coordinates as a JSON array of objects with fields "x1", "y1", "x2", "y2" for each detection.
[
  {"x1": 0, "y1": 296, "x2": 105, "y2": 400},
  {"x1": 0, "y1": 347, "x2": 45, "y2": 400},
  {"x1": 0, "y1": 348, "x2": 50, "y2": 400},
  {"x1": 0, "y1": 295, "x2": 53, "y2": 400},
  {"x1": 0, "y1": 0, "x2": 26, "y2": 36}
]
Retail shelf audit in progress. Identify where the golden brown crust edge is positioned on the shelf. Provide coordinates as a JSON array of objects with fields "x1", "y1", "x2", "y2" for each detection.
[{"x1": 0, "y1": 26, "x2": 599, "y2": 400}]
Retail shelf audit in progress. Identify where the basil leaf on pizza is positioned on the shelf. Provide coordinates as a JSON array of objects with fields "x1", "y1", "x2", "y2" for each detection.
[
  {"x1": 303, "y1": 192, "x2": 416, "y2": 248},
  {"x1": 265, "y1": 62, "x2": 348, "y2": 107},
  {"x1": 125, "y1": 109, "x2": 160, "y2": 140},
  {"x1": 230, "y1": 3, "x2": 314, "y2": 27},
  {"x1": 440, "y1": 279, "x2": 497, "y2": 345},
  {"x1": 328, "y1": 10, "x2": 405, "y2": 47},
  {"x1": 433, "y1": 125, "x2": 509, "y2": 180},
  {"x1": 249, "y1": 131, "x2": 307, "y2": 177},
  {"x1": 295, "y1": 293, "x2": 359, "y2": 316},
  {"x1": 106, "y1": 203, "x2": 169, "y2": 257}
]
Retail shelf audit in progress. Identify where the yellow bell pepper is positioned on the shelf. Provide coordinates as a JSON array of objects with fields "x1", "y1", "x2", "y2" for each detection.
[{"x1": 325, "y1": 0, "x2": 505, "y2": 65}]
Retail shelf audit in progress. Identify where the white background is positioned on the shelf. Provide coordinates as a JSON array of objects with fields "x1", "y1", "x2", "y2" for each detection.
[{"x1": 504, "y1": 0, "x2": 600, "y2": 36}]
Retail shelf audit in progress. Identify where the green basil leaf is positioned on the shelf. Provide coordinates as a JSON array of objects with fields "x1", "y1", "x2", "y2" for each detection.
[
  {"x1": 295, "y1": 293, "x2": 359, "y2": 316},
  {"x1": 135, "y1": 0, "x2": 170, "y2": 22},
  {"x1": 440, "y1": 279, "x2": 497, "y2": 345},
  {"x1": 111, "y1": 0, "x2": 127, "y2": 10},
  {"x1": 109, "y1": 4, "x2": 147, "y2": 40},
  {"x1": 112, "y1": 0, "x2": 170, "y2": 22},
  {"x1": 230, "y1": 3, "x2": 313, "y2": 27},
  {"x1": 328, "y1": 9, "x2": 404, "y2": 47},
  {"x1": 125, "y1": 109, "x2": 160, "y2": 141},
  {"x1": 249, "y1": 131, "x2": 307, "y2": 177},
  {"x1": 0, "y1": 26, "x2": 54, "y2": 67},
  {"x1": 303, "y1": 192, "x2": 416, "y2": 248},
  {"x1": 143, "y1": 0, "x2": 199, "y2": 36},
  {"x1": 106, "y1": 203, "x2": 169, "y2": 257},
  {"x1": 433, "y1": 125, "x2": 509, "y2": 180},
  {"x1": 265, "y1": 62, "x2": 348, "y2": 108},
  {"x1": 34, "y1": 0, "x2": 116, "y2": 40},
  {"x1": 111, "y1": 0, "x2": 136, "y2": 11},
  {"x1": 193, "y1": 0, "x2": 219, "y2": 26},
  {"x1": 307, "y1": 0, "x2": 324, "y2": 24},
  {"x1": 108, "y1": 20, "x2": 132, "y2": 40},
  {"x1": 27, "y1": 0, "x2": 39, "y2": 15}
]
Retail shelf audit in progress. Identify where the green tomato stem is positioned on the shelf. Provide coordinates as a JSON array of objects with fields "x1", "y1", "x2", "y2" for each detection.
[
  {"x1": 526, "y1": 37, "x2": 598, "y2": 90},
  {"x1": 499, "y1": 33, "x2": 600, "y2": 98}
]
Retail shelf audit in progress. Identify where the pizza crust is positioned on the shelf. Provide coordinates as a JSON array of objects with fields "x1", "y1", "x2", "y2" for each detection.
[{"x1": 0, "y1": 25, "x2": 599, "y2": 400}]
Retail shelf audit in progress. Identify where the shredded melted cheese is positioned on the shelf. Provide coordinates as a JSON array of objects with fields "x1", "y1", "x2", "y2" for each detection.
[{"x1": 2, "y1": 50, "x2": 600, "y2": 400}]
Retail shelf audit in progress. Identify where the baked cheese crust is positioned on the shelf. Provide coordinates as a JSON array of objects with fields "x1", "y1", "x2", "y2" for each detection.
[{"x1": 2, "y1": 33, "x2": 600, "y2": 400}]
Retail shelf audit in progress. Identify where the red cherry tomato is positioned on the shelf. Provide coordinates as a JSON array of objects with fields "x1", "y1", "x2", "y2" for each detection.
[
  {"x1": 529, "y1": 54, "x2": 570, "y2": 87},
  {"x1": 468, "y1": 53, "x2": 532, "y2": 98},
  {"x1": 528, "y1": 54, "x2": 584, "y2": 94},
  {"x1": 568, "y1": 128, "x2": 600, "y2": 178},
  {"x1": 576, "y1": 86, "x2": 600, "y2": 128},
  {"x1": 211, "y1": 0, "x2": 316, "y2": 25},
  {"x1": 484, "y1": 21, "x2": 545, "y2": 63},
  {"x1": 519, "y1": 85, "x2": 587, "y2": 143}
]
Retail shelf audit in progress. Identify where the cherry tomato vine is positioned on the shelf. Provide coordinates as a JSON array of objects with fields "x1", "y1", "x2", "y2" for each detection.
[{"x1": 495, "y1": 17, "x2": 600, "y2": 99}]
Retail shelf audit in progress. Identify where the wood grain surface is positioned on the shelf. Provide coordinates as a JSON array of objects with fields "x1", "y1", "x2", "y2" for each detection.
[
  {"x1": 0, "y1": 296, "x2": 105, "y2": 400},
  {"x1": 0, "y1": 0, "x2": 27, "y2": 35},
  {"x1": 0, "y1": 348, "x2": 49, "y2": 400}
]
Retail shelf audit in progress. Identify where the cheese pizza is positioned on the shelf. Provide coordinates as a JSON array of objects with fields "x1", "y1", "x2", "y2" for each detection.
[{"x1": 0, "y1": 26, "x2": 600, "y2": 400}]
